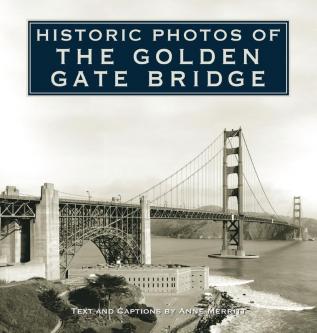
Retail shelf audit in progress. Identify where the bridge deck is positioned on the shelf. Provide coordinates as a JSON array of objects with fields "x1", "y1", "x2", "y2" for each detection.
[
  {"x1": 150, "y1": 206, "x2": 294, "y2": 227},
  {"x1": 0, "y1": 196, "x2": 297, "y2": 228}
]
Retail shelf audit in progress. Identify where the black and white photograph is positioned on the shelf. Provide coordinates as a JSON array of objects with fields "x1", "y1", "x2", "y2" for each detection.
[{"x1": 0, "y1": 1, "x2": 316, "y2": 332}]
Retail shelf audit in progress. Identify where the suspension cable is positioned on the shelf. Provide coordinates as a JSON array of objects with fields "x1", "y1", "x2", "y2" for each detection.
[
  {"x1": 126, "y1": 131, "x2": 223, "y2": 203},
  {"x1": 241, "y1": 133, "x2": 287, "y2": 222},
  {"x1": 151, "y1": 147, "x2": 223, "y2": 204}
]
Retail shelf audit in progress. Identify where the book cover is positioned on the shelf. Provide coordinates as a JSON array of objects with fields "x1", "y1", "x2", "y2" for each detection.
[{"x1": 0, "y1": 1, "x2": 316, "y2": 333}]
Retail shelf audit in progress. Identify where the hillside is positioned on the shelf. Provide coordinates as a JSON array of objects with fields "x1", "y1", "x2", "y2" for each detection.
[
  {"x1": 0, "y1": 279, "x2": 66, "y2": 333},
  {"x1": 301, "y1": 218, "x2": 317, "y2": 237},
  {"x1": 0, "y1": 277, "x2": 155, "y2": 333},
  {"x1": 151, "y1": 217, "x2": 317, "y2": 240}
]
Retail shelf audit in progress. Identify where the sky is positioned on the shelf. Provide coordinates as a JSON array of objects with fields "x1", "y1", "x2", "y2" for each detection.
[{"x1": 0, "y1": 0, "x2": 316, "y2": 217}]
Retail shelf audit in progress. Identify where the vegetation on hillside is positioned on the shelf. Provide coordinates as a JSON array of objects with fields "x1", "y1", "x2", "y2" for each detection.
[
  {"x1": 151, "y1": 219, "x2": 222, "y2": 239},
  {"x1": 151, "y1": 218, "x2": 310, "y2": 239},
  {"x1": 302, "y1": 218, "x2": 317, "y2": 237},
  {"x1": 68, "y1": 274, "x2": 155, "y2": 333},
  {"x1": 126, "y1": 303, "x2": 157, "y2": 323},
  {"x1": 0, "y1": 275, "x2": 155, "y2": 333},
  {"x1": 0, "y1": 279, "x2": 65, "y2": 333},
  {"x1": 69, "y1": 274, "x2": 137, "y2": 311}
]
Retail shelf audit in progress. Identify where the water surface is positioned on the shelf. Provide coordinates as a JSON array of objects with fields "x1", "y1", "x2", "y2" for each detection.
[{"x1": 72, "y1": 237, "x2": 317, "y2": 332}]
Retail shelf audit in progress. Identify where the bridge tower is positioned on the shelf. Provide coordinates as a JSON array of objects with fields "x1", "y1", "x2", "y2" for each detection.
[
  {"x1": 293, "y1": 196, "x2": 302, "y2": 240},
  {"x1": 221, "y1": 128, "x2": 245, "y2": 257}
]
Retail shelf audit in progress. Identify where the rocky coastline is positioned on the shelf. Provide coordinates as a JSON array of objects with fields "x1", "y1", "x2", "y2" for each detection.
[{"x1": 194, "y1": 288, "x2": 244, "y2": 333}]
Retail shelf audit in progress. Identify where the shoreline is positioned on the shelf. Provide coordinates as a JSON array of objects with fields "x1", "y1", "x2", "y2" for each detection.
[
  {"x1": 195, "y1": 288, "x2": 243, "y2": 333},
  {"x1": 145, "y1": 285, "x2": 244, "y2": 333},
  {"x1": 210, "y1": 275, "x2": 315, "y2": 311}
]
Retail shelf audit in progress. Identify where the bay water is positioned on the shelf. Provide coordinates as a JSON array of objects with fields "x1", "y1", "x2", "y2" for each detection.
[{"x1": 72, "y1": 237, "x2": 317, "y2": 332}]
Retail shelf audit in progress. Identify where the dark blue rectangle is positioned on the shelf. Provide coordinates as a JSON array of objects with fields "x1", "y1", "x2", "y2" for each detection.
[{"x1": 28, "y1": 21, "x2": 288, "y2": 95}]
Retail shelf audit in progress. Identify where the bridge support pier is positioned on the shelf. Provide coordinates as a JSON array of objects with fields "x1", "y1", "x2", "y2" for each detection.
[
  {"x1": 140, "y1": 196, "x2": 151, "y2": 265},
  {"x1": 10, "y1": 221, "x2": 21, "y2": 264},
  {"x1": 221, "y1": 218, "x2": 245, "y2": 257},
  {"x1": 32, "y1": 183, "x2": 60, "y2": 280},
  {"x1": 0, "y1": 221, "x2": 21, "y2": 264}
]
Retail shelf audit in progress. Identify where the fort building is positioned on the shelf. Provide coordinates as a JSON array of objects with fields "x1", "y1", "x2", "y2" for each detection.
[{"x1": 75, "y1": 264, "x2": 209, "y2": 294}]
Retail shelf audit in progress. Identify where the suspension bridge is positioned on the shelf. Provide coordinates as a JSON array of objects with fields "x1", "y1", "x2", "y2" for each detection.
[{"x1": 0, "y1": 128, "x2": 302, "y2": 281}]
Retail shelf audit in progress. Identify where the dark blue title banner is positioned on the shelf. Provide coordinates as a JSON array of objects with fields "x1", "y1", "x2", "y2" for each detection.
[{"x1": 28, "y1": 21, "x2": 288, "y2": 95}]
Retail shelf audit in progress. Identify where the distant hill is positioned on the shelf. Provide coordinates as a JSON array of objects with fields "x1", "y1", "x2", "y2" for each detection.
[
  {"x1": 302, "y1": 218, "x2": 317, "y2": 237},
  {"x1": 151, "y1": 216, "x2": 317, "y2": 240},
  {"x1": 151, "y1": 219, "x2": 222, "y2": 239}
]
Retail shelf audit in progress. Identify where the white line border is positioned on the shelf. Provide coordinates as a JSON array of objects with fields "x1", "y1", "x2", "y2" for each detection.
[{"x1": 28, "y1": 21, "x2": 289, "y2": 96}]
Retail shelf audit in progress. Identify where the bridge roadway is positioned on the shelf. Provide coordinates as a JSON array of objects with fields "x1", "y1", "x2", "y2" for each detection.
[{"x1": 0, "y1": 194, "x2": 297, "y2": 228}]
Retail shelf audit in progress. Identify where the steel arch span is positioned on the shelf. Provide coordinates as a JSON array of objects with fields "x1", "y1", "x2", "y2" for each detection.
[{"x1": 59, "y1": 201, "x2": 142, "y2": 278}]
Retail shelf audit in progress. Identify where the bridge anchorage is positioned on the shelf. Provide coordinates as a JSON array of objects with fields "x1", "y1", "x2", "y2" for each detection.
[{"x1": 0, "y1": 127, "x2": 300, "y2": 282}]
